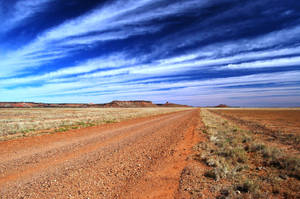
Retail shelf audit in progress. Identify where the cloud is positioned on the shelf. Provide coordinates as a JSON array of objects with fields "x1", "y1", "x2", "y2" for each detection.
[
  {"x1": 43, "y1": 0, "x2": 207, "y2": 41},
  {"x1": 1, "y1": 0, "x2": 54, "y2": 34},
  {"x1": 0, "y1": 53, "x2": 136, "y2": 86},
  {"x1": 0, "y1": 0, "x2": 207, "y2": 77},
  {"x1": 221, "y1": 56, "x2": 300, "y2": 70},
  {"x1": 2, "y1": 0, "x2": 298, "y2": 78},
  {"x1": 2, "y1": 69, "x2": 299, "y2": 103},
  {"x1": 60, "y1": 25, "x2": 165, "y2": 46},
  {"x1": 2, "y1": 42, "x2": 300, "y2": 88},
  {"x1": 150, "y1": 22, "x2": 300, "y2": 61},
  {"x1": 1, "y1": 0, "x2": 300, "y2": 106}
]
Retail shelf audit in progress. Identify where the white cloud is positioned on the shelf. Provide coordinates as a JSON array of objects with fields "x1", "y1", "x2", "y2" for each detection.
[
  {"x1": 1, "y1": 0, "x2": 53, "y2": 34},
  {"x1": 221, "y1": 56, "x2": 300, "y2": 69},
  {"x1": 43, "y1": 0, "x2": 206, "y2": 41},
  {"x1": 60, "y1": 25, "x2": 164, "y2": 46},
  {"x1": 2, "y1": 0, "x2": 298, "y2": 78},
  {"x1": 2, "y1": 69, "x2": 299, "y2": 102},
  {"x1": 0, "y1": 0, "x2": 206, "y2": 77},
  {"x1": 1, "y1": 0, "x2": 299, "y2": 106},
  {"x1": 2, "y1": 43, "x2": 300, "y2": 87},
  {"x1": 152, "y1": 22, "x2": 300, "y2": 60},
  {"x1": 0, "y1": 53, "x2": 136, "y2": 86}
]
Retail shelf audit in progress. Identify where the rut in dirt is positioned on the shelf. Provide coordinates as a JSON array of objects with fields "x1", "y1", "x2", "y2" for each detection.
[{"x1": 0, "y1": 109, "x2": 199, "y2": 199}]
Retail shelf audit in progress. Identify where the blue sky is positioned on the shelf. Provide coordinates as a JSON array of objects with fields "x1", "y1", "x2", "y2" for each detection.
[{"x1": 0, "y1": 0, "x2": 300, "y2": 106}]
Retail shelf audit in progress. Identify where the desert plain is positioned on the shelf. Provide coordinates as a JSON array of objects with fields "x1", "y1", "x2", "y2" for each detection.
[{"x1": 0, "y1": 107, "x2": 299, "y2": 198}]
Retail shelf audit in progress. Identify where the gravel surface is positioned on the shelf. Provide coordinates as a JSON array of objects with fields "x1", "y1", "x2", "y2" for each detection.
[{"x1": 0, "y1": 109, "x2": 198, "y2": 199}]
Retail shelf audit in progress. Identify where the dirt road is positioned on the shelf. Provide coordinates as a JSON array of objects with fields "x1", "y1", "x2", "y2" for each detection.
[{"x1": 0, "y1": 109, "x2": 199, "y2": 199}]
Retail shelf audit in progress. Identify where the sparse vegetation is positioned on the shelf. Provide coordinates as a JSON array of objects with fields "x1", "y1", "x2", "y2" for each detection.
[
  {"x1": 188, "y1": 109, "x2": 300, "y2": 198},
  {"x1": 204, "y1": 169, "x2": 218, "y2": 180},
  {"x1": 0, "y1": 107, "x2": 189, "y2": 140},
  {"x1": 210, "y1": 108, "x2": 300, "y2": 150}
]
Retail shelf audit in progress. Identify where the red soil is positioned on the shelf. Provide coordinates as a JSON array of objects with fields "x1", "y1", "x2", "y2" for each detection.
[
  {"x1": 0, "y1": 109, "x2": 199, "y2": 199},
  {"x1": 210, "y1": 109, "x2": 300, "y2": 151}
]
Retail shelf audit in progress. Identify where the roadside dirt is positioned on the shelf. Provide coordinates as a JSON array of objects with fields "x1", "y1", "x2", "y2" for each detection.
[
  {"x1": 204, "y1": 109, "x2": 300, "y2": 198},
  {"x1": 209, "y1": 109, "x2": 300, "y2": 136},
  {"x1": 209, "y1": 109, "x2": 300, "y2": 152},
  {"x1": 0, "y1": 109, "x2": 200, "y2": 199}
]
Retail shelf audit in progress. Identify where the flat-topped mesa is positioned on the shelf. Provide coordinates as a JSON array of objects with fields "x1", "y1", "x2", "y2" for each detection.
[
  {"x1": 0, "y1": 101, "x2": 190, "y2": 108},
  {"x1": 157, "y1": 101, "x2": 190, "y2": 107},
  {"x1": 215, "y1": 104, "x2": 230, "y2": 108},
  {"x1": 0, "y1": 102, "x2": 38, "y2": 108},
  {"x1": 104, "y1": 100, "x2": 157, "y2": 108}
]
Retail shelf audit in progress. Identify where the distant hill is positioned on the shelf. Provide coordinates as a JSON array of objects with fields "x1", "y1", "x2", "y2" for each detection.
[
  {"x1": 103, "y1": 100, "x2": 157, "y2": 108},
  {"x1": 215, "y1": 104, "x2": 230, "y2": 108},
  {"x1": 157, "y1": 101, "x2": 190, "y2": 108},
  {"x1": 0, "y1": 101, "x2": 190, "y2": 108}
]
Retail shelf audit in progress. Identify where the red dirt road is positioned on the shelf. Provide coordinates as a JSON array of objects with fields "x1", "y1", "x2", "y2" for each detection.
[{"x1": 0, "y1": 109, "x2": 199, "y2": 199}]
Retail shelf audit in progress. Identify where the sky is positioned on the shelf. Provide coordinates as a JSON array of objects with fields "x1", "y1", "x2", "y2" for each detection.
[{"x1": 0, "y1": 0, "x2": 300, "y2": 107}]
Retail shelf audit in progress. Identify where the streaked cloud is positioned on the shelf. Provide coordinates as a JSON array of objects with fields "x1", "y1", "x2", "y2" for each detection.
[
  {"x1": 1, "y1": 0, "x2": 54, "y2": 34},
  {"x1": 0, "y1": 0, "x2": 299, "y2": 106}
]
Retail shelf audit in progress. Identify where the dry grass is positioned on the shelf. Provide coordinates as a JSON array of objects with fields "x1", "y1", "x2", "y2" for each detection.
[
  {"x1": 208, "y1": 108, "x2": 300, "y2": 151},
  {"x1": 0, "y1": 107, "x2": 190, "y2": 140},
  {"x1": 194, "y1": 109, "x2": 300, "y2": 198}
]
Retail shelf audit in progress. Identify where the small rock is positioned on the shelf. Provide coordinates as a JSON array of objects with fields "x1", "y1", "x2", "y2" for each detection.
[{"x1": 279, "y1": 174, "x2": 287, "y2": 180}]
